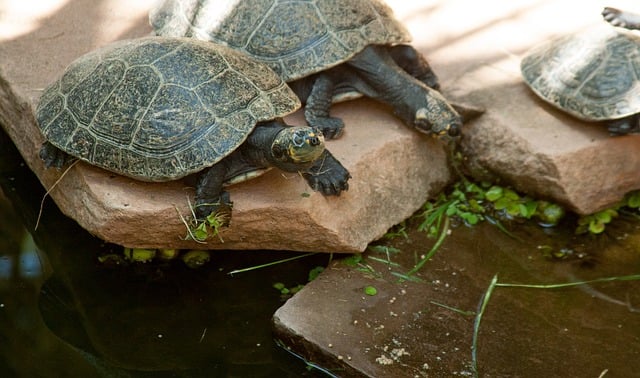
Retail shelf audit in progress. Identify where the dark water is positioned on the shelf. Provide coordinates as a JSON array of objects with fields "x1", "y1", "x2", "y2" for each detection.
[
  {"x1": 1, "y1": 116, "x2": 640, "y2": 377},
  {"x1": 0, "y1": 126, "x2": 329, "y2": 377}
]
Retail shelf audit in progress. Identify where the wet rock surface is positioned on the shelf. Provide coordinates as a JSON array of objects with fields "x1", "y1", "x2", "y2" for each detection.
[{"x1": 274, "y1": 221, "x2": 640, "y2": 377}]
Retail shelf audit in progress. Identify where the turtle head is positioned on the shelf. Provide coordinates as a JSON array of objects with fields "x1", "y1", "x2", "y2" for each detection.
[
  {"x1": 409, "y1": 89, "x2": 463, "y2": 140},
  {"x1": 270, "y1": 126, "x2": 325, "y2": 170}
]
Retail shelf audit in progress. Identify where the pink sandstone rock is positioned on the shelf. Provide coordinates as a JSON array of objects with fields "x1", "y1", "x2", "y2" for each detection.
[
  {"x1": 0, "y1": 1, "x2": 453, "y2": 252},
  {"x1": 3, "y1": 0, "x2": 640, "y2": 254}
]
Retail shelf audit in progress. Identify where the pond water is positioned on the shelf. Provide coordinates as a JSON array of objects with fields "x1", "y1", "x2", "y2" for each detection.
[
  {"x1": 0, "y1": 127, "x2": 330, "y2": 377},
  {"x1": 1, "y1": 116, "x2": 639, "y2": 377}
]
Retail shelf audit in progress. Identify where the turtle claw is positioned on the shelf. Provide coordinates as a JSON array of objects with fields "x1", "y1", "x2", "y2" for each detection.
[
  {"x1": 309, "y1": 173, "x2": 350, "y2": 196},
  {"x1": 302, "y1": 151, "x2": 350, "y2": 196},
  {"x1": 601, "y1": 7, "x2": 640, "y2": 30},
  {"x1": 312, "y1": 117, "x2": 345, "y2": 140}
]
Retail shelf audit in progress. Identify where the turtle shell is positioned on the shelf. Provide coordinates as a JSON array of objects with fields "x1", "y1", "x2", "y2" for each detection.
[
  {"x1": 36, "y1": 37, "x2": 300, "y2": 181},
  {"x1": 521, "y1": 26, "x2": 640, "y2": 121},
  {"x1": 149, "y1": 0, "x2": 412, "y2": 82}
]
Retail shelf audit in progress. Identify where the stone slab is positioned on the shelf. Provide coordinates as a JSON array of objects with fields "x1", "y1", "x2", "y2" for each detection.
[
  {"x1": 273, "y1": 221, "x2": 640, "y2": 377},
  {"x1": 0, "y1": 0, "x2": 453, "y2": 252}
]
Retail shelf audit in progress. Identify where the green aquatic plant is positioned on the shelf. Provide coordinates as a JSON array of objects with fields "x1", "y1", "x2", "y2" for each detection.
[
  {"x1": 189, "y1": 210, "x2": 229, "y2": 242},
  {"x1": 175, "y1": 198, "x2": 229, "y2": 243},
  {"x1": 181, "y1": 249, "x2": 211, "y2": 269},
  {"x1": 576, "y1": 190, "x2": 640, "y2": 234},
  {"x1": 413, "y1": 181, "x2": 566, "y2": 240},
  {"x1": 272, "y1": 265, "x2": 326, "y2": 297},
  {"x1": 364, "y1": 286, "x2": 378, "y2": 296},
  {"x1": 123, "y1": 248, "x2": 156, "y2": 263}
]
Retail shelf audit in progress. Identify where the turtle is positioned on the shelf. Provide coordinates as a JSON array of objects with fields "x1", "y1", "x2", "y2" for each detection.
[
  {"x1": 149, "y1": 0, "x2": 472, "y2": 140},
  {"x1": 36, "y1": 36, "x2": 350, "y2": 222},
  {"x1": 520, "y1": 18, "x2": 640, "y2": 135}
]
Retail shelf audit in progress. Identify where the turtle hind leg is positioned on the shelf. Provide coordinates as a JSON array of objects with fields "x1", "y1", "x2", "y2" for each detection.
[
  {"x1": 602, "y1": 7, "x2": 640, "y2": 30},
  {"x1": 606, "y1": 114, "x2": 640, "y2": 135},
  {"x1": 388, "y1": 44, "x2": 440, "y2": 90},
  {"x1": 303, "y1": 73, "x2": 345, "y2": 140},
  {"x1": 39, "y1": 141, "x2": 75, "y2": 169}
]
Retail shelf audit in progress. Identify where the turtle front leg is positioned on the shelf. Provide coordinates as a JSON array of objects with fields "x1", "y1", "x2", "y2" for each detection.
[
  {"x1": 194, "y1": 163, "x2": 233, "y2": 223},
  {"x1": 301, "y1": 150, "x2": 350, "y2": 196},
  {"x1": 389, "y1": 45, "x2": 440, "y2": 90},
  {"x1": 304, "y1": 74, "x2": 345, "y2": 140},
  {"x1": 602, "y1": 7, "x2": 640, "y2": 30}
]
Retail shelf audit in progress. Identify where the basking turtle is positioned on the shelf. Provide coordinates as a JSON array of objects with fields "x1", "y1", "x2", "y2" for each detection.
[
  {"x1": 149, "y1": 0, "x2": 467, "y2": 140},
  {"x1": 520, "y1": 20, "x2": 640, "y2": 135},
  {"x1": 36, "y1": 37, "x2": 350, "y2": 222}
]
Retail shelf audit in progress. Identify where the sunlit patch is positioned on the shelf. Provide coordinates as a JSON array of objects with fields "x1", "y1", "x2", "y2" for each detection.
[{"x1": 0, "y1": 0, "x2": 66, "y2": 40}]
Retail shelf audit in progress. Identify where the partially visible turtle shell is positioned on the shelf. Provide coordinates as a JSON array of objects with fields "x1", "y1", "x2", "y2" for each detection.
[
  {"x1": 521, "y1": 26, "x2": 640, "y2": 121},
  {"x1": 36, "y1": 37, "x2": 300, "y2": 181},
  {"x1": 149, "y1": 0, "x2": 412, "y2": 82}
]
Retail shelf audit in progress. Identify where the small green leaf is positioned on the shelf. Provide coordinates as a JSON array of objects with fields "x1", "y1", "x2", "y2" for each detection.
[
  {"x1": 289, "y1": 284, "x2": 305, "y2": 294},
  {"x1": 364, "y1": 286, "x2": 378, "y2": 296},
  {"x1": 521, "y1": 201, "x2": 538, "y2": 218},
  {"x1": 627, "y1": 191, "x2": 640, "y2": 208},
  {"x1": 192, "y1": 222, "x2": 209, "y2": 241},
  {"x1": 537, "y1": 203, "x2": 565, "y2": 225},
  {"x1": 589, "y1": 220, "x2": 606, "y2": 234},
  {"x1": 485, "y1": 186, "x2": 504, "y2": 202},
  {"x1": 342, "y1": 254, "x2": 363, "y2": 266},
  {"x1": 493, "y1": 197, "x2": 510, "y2": 210},
  {"x1": 595, "y1": 209, "x2": 617, "y2": 223},
  {"x1": 461, "y1": 212, "x2": 479, "y2": 225},
  {"x1": 308, "y1": 266, "x2": 324, "y2": 282},
  {"x1": 503, "y1": 188, "x2": 520, "y2": 200},
  {"x1": 505, "y1": 203, "x2": 522, "y2": 217},
  {"x1": 272, "y1": 282, "x2": 286, "y2": 291},
  {"x1": 468, "y1": 199, "x2": 484, "y2": 213}
]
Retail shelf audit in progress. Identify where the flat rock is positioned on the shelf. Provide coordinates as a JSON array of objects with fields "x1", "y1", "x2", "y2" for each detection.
[
  {"x1": 273, "y1": 221, "x2": 640, "y2": 377},
  {"x1": 0, "y1": 0, "x2": 452, "y2": 252}
]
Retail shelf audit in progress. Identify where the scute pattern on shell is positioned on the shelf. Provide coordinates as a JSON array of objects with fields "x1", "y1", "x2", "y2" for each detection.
[
  {"x1": 149, "y1": 0, "x2": 412, "y2": 81},
  {"x1": 521, "y1": 26, "x2": 640, "y2": 121},
  {"x1": 36, "y1": 37, "x2": 300, "y2": 181}
]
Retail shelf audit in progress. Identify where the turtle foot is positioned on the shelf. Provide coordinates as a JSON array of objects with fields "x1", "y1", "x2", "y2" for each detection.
[
  {"x1": 194, "y1": 191, "x2": 233, "y2": 224},
  {"x1": 309, "y1": 116, "x2": 345, "y2": 140},
  {"x1": 302, "y1": 151, "x2": 350, "y2": 196},
  {"x1": 602, "y1": 7, "x2": 640, "y2": 30}
]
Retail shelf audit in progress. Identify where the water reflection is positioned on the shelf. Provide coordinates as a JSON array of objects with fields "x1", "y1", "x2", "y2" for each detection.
[{"x1": 0, "y1": 125, "x2": 327, "y2": 376}]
